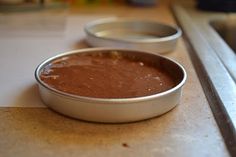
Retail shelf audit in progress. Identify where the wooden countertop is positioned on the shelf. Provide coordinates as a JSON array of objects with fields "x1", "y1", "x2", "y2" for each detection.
[{"x1": 0, "y1": 1, "x2": 230, "y2": 157}]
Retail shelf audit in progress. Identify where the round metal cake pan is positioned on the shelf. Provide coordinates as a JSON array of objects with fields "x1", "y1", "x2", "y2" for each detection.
[
  {"x1": 84, "y1": 18, "x2": 182, "y2": 54},
  {"x1": 35, "y1": 48, "x2": 187, "y2": 123}
]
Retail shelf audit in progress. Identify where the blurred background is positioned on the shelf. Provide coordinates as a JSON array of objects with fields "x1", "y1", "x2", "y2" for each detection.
[{"x1": 1, "y1": 0, "x2": 236, "y2": 12}]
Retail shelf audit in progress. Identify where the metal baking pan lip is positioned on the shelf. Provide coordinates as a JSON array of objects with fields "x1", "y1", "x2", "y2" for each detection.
[
  {"x1": 35, "y1": 48, "x2": 187, "y2": 104},
  {"x1": 84, "y1": 17, "x2": 182, "y2": 43}
]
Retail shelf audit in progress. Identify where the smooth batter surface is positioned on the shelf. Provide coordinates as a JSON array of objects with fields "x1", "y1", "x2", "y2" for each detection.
[{"x1": 40, "y1": 52, "x2": 175, "y2": 98}]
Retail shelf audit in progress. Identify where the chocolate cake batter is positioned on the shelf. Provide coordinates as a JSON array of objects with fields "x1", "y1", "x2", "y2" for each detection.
[{"x1": 40, "y1": 52, "x2": 175, "y2": 98}]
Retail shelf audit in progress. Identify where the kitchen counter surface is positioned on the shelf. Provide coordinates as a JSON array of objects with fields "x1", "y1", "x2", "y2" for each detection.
[{"x1": 0, "y1": 1, "x2": 230, "y2": 156}]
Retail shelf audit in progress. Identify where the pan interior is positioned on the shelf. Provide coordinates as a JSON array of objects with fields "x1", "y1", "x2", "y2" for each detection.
[
  {"x1": 89, "y1": 21, "x2": 178, "y2": 42},
  {"x1": 95, "y1": 29, "x2": 162, "y2": 41}
]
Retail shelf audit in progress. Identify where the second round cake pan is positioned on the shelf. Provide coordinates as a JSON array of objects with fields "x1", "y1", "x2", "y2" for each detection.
[{"x1": 84, "y1": 18, "x2": 182, "y2": 54}]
